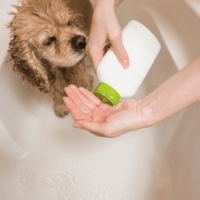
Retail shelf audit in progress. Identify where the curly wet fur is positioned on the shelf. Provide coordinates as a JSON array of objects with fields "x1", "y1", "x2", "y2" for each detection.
[{"x1": 7, "y1": 0, "x2": 94, "y2": 117}]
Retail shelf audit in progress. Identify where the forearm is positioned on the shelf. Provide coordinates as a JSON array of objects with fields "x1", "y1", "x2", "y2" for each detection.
[
  {"x1": 95, "y1": 0, "x2": 123, "y2": 11},
  {"x1": 140, "y1": 56, "x2": 200, "y2": 126}
]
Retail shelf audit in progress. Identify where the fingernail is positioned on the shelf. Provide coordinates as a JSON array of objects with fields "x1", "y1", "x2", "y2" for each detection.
[
  {"x1": 69, "y1": 85, "x2": 75, "y2": 89},
  {"x1": 74, "y1": 124, "x2": 82, "y2": 129},
  {"x1": 66, "y1": 88, "x2": 72, "y2": 93},
  {"x1": 64, "y1": 87, "x2": 70, "y2": 92},
  {"x1": 122, "y1": 59, "x2": 130, "y2": 69}
]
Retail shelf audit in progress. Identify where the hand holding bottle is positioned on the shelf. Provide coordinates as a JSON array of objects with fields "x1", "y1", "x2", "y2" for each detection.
[{"x1": 86, "y1": 0, "x2": 130, "y2": 70}]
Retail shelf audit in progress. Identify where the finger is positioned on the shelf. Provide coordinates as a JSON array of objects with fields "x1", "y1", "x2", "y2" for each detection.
[
  {"x1": 65, "y1": 87, "x2": 92, "y2": 116},
  {"x1": 79, "y1": 87, "x2": 112, "y2": 122},
  {"x1": 91, "y1": 41, "x2": 111, "y2": 67},
  {"x1": 86, "y1": 29, "x2": 106, "y2": 70},
  {"x1": 63, "y1": 97, "x2": 91, "y2": 121},
  {"x1": 68, "y1": 85, "x2": 96, "y2": 110},
  {"x1": 73, "y1": 120, "x2": 114, "y2": 138},
  {"x1": 86, "y1": 44, "x2": 104, "y2": 70},
  {"x1": 110, "y1": 33, "x2": 130, "y2": 69},
  {"x1": 93, "y1": 49, "x2": 104, "y2": 69},
  {"x1": 79, "y1": 87, "x2": 101, "y2": 105}
]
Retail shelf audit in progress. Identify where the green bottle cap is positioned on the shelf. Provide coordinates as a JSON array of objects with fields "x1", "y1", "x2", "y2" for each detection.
[{"x1": 93, "y1": 82, "x2": 120, "y2": 106}]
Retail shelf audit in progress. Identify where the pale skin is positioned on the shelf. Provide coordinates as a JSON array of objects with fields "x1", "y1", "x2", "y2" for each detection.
[
  {"x1": 63, "y1": 56, "x2": 200, "y2": 137},
  {"x1": 63, "y1": 0, "x2": 200, "y2": 137},
  {"x1": 86, "y1": 0, "x2": 130, "y2": 70}
]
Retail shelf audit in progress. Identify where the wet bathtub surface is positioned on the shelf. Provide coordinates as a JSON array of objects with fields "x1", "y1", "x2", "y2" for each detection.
[{"x1": 1, "y1": 0, "x2": 200, "y2": 200}]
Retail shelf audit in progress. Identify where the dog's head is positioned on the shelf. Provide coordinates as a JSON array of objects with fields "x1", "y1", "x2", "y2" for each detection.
[{"x1": 8, "y1": 0, "x2": 93, "y2": 93}]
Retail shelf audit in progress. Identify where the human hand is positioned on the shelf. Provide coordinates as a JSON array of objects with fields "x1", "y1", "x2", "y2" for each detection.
[
  {"x1": 86, "y1": 0, "x2": 130, "y2": 70},
  {"x1": 63, "y1": 85, "x2": 152, "y2": 138}
]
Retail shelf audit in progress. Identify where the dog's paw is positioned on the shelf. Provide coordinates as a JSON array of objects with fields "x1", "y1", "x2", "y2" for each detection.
[{"x1": 54, "y1": 106, "x2": 69, "y2": 118}]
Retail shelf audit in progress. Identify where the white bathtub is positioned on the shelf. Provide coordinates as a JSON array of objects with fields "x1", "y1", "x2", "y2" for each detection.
[{"x1": 1, "y1": 0, "x2": 200, "y2": 199}]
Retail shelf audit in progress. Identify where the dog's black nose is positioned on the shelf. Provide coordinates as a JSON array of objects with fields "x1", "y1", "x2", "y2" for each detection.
[{"x1": 71, "y1": 35, "x2": 86, "y2": 50}]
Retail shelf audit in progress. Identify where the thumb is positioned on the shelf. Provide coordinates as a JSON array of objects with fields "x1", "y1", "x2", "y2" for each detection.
[
  {"x1": 111, "y1": 34, "x2": 130, "y2": 69},
  {"x1": 73, "y1": 120, "x2": 112, "y2": 137}
]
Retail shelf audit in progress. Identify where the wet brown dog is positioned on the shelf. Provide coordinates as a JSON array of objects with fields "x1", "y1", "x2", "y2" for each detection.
[{"x1": 7, "y1": 0, "x2": 94, "y2": 117}]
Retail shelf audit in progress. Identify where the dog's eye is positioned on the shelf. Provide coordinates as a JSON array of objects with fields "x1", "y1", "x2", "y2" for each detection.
[
  {"x1": 67, "y1": 21, "x2": 73, "y2": 27},
  {"x1": 43, "y1": 36, "x2": 56, "y2": 46}
]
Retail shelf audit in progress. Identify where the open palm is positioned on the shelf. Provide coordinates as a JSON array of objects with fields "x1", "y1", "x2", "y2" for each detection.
[{"x1": 63, "y1": 85, "x2": 148, "y2": 137}]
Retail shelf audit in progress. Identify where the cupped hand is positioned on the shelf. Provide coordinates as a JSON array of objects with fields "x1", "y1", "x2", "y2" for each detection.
[
  {"x1": 63, "y1": 85, "x2": 151, "y2": 138},
  {"x1": 86, "y1": 0, "x2": 130, "y2": 70}
]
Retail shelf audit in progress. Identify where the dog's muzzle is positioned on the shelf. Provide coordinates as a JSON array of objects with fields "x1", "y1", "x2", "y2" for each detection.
[{"x1": 71, "y1": 35, "x2": 86, "y2": 50}]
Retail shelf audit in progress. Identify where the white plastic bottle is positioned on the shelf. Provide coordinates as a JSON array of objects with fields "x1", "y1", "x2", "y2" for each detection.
[{"x1": 92, "y1": 20, "x2": 161, "y2": 106}]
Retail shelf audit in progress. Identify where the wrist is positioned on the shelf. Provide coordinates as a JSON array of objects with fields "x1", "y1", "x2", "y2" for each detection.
[
  {"x1": 96, "y1": 0, "x2": 123, "y2": 11},
  {"x1": 137, "y1": 89, "x2": 171, "y2": 128},
  {"x1": 136, "y1": 97, "x2": 159, "y2": 128}
]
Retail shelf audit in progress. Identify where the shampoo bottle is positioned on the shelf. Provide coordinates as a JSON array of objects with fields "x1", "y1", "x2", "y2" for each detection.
[{"x1": 92, "y1": 20, "x2": 161, "y2": 106}]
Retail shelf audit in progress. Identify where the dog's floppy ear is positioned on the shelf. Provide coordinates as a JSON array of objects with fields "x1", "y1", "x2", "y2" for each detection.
[{"x1": 7, "y1": 18, "x2": 54, "y2": 94}]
